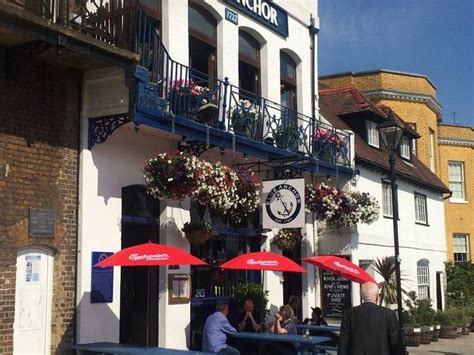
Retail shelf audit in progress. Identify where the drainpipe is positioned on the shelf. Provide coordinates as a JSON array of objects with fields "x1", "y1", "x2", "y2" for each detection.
[{"x1": 308, "y1": 15, "x2": 319, "y2": 125}]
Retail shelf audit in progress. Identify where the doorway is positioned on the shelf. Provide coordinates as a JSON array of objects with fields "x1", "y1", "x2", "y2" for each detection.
[
  {"x1": 13, "y1": 247, "x2": 54, "y2": 354},
  {"x1": 120, "y1": 185, "x2": 160, "y2": 346},
  {"x1": 282, "y1": 247, "x2": 302, "y2": 321}
]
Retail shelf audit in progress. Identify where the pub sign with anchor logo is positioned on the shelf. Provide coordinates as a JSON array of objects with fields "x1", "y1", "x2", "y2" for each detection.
[{"x1": 262, "y1": 178, "x2": 305, "y2": 228}]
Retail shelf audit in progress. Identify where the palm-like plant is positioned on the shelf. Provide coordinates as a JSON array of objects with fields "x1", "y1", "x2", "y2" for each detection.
[{"x1": 373, "y1": 256, "x2": 409, "y2": 306}]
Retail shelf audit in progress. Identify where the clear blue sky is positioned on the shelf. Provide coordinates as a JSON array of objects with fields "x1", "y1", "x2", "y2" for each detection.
[{"x1": 318, "y1": 0, "x2": 474, "y2": 127}]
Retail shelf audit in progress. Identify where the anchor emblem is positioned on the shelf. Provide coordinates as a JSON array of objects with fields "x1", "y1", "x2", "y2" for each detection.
[{"x1": 275, "y1": 191, "x2": 293, "y2": 217}]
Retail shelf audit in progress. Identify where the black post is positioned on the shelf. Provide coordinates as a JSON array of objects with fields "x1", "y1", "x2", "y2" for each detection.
[
  {"x1": 388, "y1": 149, "x2": 406, "y2": 352},
  {"x1": 308, "y1": 15, "x2": 319, "y2": 156}
]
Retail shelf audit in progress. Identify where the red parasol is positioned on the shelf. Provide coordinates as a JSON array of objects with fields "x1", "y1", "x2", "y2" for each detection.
[
  {"x1": 221, "y1": 251, "x2": 307, "y2": 273},
  {"x1": 95, "y1": 242, "x2": 207, "y2": 267},
  {"x1": 302, "y1": 255, "x2": 376, "y2": 284}
]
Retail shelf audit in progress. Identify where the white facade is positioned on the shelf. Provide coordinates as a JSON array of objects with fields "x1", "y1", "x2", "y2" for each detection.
[
  {"x1": 318, "y1": 166, "x2": 447, "y2": 311},
  {"x1": 76, "y1": 0, "x2": 323, "y2": 349}
]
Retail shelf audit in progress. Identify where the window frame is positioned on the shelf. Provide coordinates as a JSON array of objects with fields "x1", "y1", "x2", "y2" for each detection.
[
  {"x1": 407, "y1": 123, "x2": 417, "y2": 156},
  {"x1": 417, "y1": 259, "x2": 430, "y2": 300},
  {"x1": 382, "y1": 182, "x2": 393, "y2": 218},
  {"x1": 448, "y1": 161, "x2": 466, "y2": 202},
  {"x1": 414, "y1": 192, "x2": 428, "y2": 225},
  {"x1": 429, "y1": 128, "x2": 435, "y2": 172},
  {"x1": 366, "y1": 121, "x2": 380, "y2": 148},
  {"x1": 400, "y1": 135, "x2": 411, "y2": 161},
  {"x1": 453, "y1": 233, "x2": 470, "y2": 264}
]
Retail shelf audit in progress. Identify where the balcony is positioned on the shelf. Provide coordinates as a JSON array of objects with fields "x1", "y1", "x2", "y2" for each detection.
[{"x1": 25, "y1": 2, "x2": 352, "y2": 176}]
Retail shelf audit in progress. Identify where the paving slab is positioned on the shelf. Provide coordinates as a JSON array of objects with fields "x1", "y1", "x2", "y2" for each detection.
[{"x1": 407, "y1": 333, "x2": 474, "y2": 355}]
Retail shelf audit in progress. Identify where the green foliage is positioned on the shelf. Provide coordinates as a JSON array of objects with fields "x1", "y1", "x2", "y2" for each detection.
[
  {"x1": 232, "y1": 282, "x2": 269, "y2": 314},
  {"x1": 445, "y1": 262, "x2": 474, "y2": 308},
  {"x1": 373, "y1": 257, "x2": 409, "y2": 306},
  {"x1": 437, "y1": 307, "x2": 466, "y2": 326},
  {"x1": 404, "y1": 291, "x2": 436, "y2": 326}
]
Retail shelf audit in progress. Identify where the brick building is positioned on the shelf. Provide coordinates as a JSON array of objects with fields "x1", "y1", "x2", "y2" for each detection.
[
  {"x1": 0, "y1": 1, "x2": 138, "y2": 353},
  {"x1": 320, "y1": 70, "x2": 473, "y2": 264},
  {"x1": 438, "y1": 124, "x2": 474, "y2": 263}
]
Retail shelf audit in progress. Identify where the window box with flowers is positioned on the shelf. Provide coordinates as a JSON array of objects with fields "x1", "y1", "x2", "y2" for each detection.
[
  {"x1": 313, "y1": 127, "x2": 345, "y2": 162},
  {"x1": 168, "y1": 79, "x2": 210, "y2": 120},
  {"x1": 271, "y1": 229, "x2": 303, "y2": 251},
  {"x1": 306, "y1": 183, "x2": 380, "y2": 231},
  {"x1": 231, "y1": 99, "x2": 261, "y2": 138}
]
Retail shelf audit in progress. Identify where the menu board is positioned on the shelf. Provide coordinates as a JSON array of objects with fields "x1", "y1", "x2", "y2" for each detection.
[{"x1": 321, "y1": 268, "x2": 352, "y2": 318}]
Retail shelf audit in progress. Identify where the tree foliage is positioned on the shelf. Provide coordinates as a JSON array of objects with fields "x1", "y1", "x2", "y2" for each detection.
[{"x1": 445, "y1": 262, "x2": 474, "y2": 308}]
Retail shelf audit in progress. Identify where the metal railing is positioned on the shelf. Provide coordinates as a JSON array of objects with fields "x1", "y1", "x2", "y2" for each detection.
[
  {"x1": 8, "y1": 0, "x2": 138, "y2": 51},
  {"x1": 135, "y1": 9, "x2": 351, "y2": 166}
]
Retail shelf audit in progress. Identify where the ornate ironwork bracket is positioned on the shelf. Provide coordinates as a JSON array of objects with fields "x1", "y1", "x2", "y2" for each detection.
[
  {"x1": 178, "y1": 139, "x2": 215, "y2": 156},
  {"x1": 88, "y1": 114, "x2": 132, "y2": 149}
]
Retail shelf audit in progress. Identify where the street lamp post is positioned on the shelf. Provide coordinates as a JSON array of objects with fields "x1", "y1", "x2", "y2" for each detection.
[{"x1": 378, "y1": 117, "x2": 405, "y2": 332}]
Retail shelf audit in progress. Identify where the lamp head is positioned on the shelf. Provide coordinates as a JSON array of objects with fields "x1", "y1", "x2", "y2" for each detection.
[{"x1": 378, "y1": 115, "x2": 404, "y2": 151}]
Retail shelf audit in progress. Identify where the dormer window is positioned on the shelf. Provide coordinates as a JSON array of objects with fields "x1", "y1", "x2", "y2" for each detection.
[
  {"x1": 366, "y1": 121, "x2": 379, "y2": 148},
  {"x1": 400, "y1": 136, "x2": 411, "y2": 160}
]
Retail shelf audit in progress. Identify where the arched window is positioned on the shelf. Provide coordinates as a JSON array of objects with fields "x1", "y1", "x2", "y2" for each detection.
[
  {"x1": 239, "y1": 30, "x2": 261, "y2": 97},
  {"x1": 417, "y1": 259, "x2": 430, "y2": 300},
  {"x1": 280, "y1": 51, "x2": 297, "y2": 112},
  {"x1": 188, "y1": 3, "x2": 217, "y2": 78}
]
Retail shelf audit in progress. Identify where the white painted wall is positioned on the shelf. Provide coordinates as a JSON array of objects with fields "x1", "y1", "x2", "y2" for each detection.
[
  {"x1": 317, "y1": 166, "x2": 447, "y2": 311},
  {"x1": 77, "y1": 0, "x2": 321, "y2": 348}
]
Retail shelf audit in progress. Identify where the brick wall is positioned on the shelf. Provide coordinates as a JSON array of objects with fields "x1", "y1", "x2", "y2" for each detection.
[
  {"x1": 438, "y1": 125, "x2": 474, "y2": 262},
  {"x1": 320, "y1": 70, "x2": 437, "y2": 97},
  {"x1": 0, "y1": 51, "x2": 80, "y2": 353}
]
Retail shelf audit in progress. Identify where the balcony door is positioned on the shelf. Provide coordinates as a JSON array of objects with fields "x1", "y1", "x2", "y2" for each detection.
[
  {"x1": 280, "y1": 52, "x2": 297, "y2": 127},
  {"x1": 189, "y1": 3, "x2": 217, "y2": 79},
  {"x1": 239, "y1": 30, "x2": 261, "y2": 98}
]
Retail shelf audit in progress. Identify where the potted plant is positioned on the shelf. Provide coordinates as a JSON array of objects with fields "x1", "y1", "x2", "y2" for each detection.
[
  {"x1": 274, "y1": 125, "x2": 300, "y2": 152},
  {"x1": 438, "y1": 309, "x2": 458, "y2": 339},
  {"x1": 402, "y1": 310, "x2": 422, "y2": 347},
  {"x1": 181, "y1": 221, "x2": 214, "y2": 246},
  {"x1": 271, "y1": 229, "x2": 303, "y2": 251},
  {"x1": 168, "y1": 79, "x2": 210, "y2": 119},
  {"x1": 416, "y1": 300, "x2": 436, "y2": 344},
  {"x1": 313, "y1": 127, "x2": 344, "y2": 161},
  {"x1": 231, "y1": 99, "x2": 259, "y2": 138}
]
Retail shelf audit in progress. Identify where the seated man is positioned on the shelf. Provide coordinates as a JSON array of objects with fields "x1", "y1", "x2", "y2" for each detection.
[
  {"x1": 233, "y1": 299, "x2": 261, "y2": 355},
  {"x1": 237, "y1": 299, "x2": 261, "y2": 332},
  {"x1": 203, "y1": 303, "x2": 240, "y2": 355},
  {"x1": 263, "y1": 305, "x2": 297, "y2": 355},
  {"x1": 303, "y1": 307, "x2": 328, "y2": 326}
]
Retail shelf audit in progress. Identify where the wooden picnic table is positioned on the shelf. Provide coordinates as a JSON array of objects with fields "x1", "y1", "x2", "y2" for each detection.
[
  {"x1": 229, "y1": 332, "x2": 332, "y2": 355},
  {"x1": 71, "y1": 342, "x2": 213, "y2": 354}
]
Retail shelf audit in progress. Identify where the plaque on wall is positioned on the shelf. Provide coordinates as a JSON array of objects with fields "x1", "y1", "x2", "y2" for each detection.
[
  {"x1": 29, "y1": 208, "x2": 56, "y2": 237},
  {"x1": 91, "y1": 252, "x2": 114, "y2": 303},
  {"x1": 321, "y1": 267, "x2": 352, "y2": 318}
]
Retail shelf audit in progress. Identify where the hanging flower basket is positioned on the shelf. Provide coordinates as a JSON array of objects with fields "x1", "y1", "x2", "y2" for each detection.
[
  {"x1": 305, "y1": 183, "x2": 380, "y2": 230},
  {"x1": 182, "y1": 221, "x2": 214, "y2": 246},
  {"x1": 272, "y1": 229, "x2": 303, "y2": 251},
  {"x1": 144, "y1": 152, "x2": 262, "y2": 217}
]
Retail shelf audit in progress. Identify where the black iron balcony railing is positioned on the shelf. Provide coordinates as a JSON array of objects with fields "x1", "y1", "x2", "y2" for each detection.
[
  {"x1": 7, "y1": 0, "x2": 139, "y2": 51},
  {"x1": 140, "y1": 22, "x2": 351, "y2": 166},
  {"x1": 14, "y1": 0, "x2": 351, "y2": 165}
]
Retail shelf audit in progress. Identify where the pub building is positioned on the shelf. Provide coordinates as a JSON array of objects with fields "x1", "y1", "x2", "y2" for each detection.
[{"x1": 75, "y1": 0, "x2": 357, "y2": 349}]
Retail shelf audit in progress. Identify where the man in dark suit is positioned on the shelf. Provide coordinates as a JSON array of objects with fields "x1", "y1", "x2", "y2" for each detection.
[{"x1": 338, "y1": 282, "x2": 405, "y2": 355}]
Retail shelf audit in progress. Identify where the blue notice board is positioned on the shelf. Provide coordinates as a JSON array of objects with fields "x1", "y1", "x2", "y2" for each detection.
[{"x1": 91, "y1": 252, "x2": 114, "y2": 303}]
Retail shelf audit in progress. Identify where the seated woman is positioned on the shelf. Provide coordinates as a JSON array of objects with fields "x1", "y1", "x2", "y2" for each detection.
[
  {"x1": 303, "y1": 306, "x2": 328, "y2": 326},
  {"x1": 262, "y1": 305, "x2": 297, "y2": 355}
]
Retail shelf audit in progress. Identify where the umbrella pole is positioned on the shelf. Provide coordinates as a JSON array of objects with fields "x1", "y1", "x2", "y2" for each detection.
[
  {"x1": 146, "y1": 266, "x2": 151, "y2": 346},
  {"x1": 260, "y1": 270, "x2": 265, "y2": 333}
]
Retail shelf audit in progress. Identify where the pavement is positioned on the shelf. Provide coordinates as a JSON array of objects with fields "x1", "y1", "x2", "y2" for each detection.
[{"x1": 407, "y1": 333, "x2": 474, "y2": 355}]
